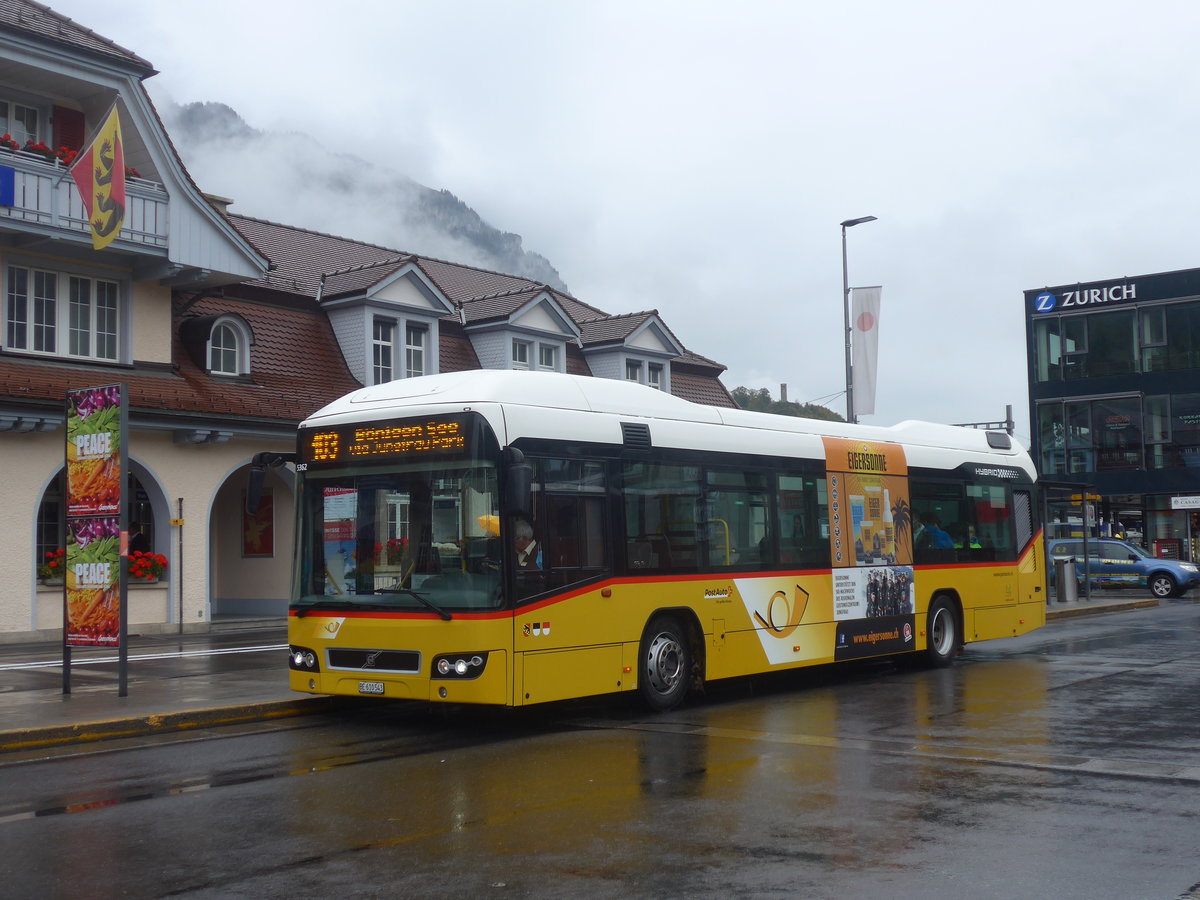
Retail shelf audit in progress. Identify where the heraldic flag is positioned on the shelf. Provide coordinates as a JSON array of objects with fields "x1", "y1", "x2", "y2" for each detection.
[{"x1": 69, "y1": 105, "x2": 126, "y2": 250}]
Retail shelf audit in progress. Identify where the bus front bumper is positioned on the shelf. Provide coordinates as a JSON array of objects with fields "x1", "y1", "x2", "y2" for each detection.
[{"x1": 289, "y1": 650, "x2": 510, "y2": 705}]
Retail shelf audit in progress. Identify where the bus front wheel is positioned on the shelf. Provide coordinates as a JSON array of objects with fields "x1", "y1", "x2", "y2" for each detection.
[
  {"x1": 924, "y1": 596, "x2": 959, "y2": 668},
  {"x1": 639, "y1": 616, "x2": 691, "y2": 712}
]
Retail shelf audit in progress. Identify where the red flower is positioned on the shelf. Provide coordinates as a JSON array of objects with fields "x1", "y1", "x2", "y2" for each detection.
[
  {"x1": 126, "y1": 550, "x2": 168, "y2": 581},
  {"x1": 38, "y1": 548, "x2": 66, "y2": 579}
]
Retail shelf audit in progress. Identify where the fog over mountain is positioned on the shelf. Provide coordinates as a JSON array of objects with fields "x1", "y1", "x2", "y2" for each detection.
[{"x1": 160, "y1": 101, "x2": 569, "y2": 292}]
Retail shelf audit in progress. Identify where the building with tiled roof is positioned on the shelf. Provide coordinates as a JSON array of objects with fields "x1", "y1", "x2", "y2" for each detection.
[{"x1": 0, "y1": 2, "x2": 734, "y2": 642}]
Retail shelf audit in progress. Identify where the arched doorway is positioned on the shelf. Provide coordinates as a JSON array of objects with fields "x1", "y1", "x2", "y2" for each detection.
[{"x1": 209, "y1": 463, "x2": 294, "y2": 620}]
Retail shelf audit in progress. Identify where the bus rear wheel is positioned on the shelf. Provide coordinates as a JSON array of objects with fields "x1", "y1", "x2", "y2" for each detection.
[
  {"x1": 639, "y1": 615, "x2": 691, "y2": 712},
  {"x1": 924, "y1": 596, "x2": 959, "y2": 668}
]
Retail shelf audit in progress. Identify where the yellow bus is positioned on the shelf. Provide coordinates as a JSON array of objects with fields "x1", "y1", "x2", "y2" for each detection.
[{"x1": 275, "y1": 371, "x2": 1045, "y2": 711}]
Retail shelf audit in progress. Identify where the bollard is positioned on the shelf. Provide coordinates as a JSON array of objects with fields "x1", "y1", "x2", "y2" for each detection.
[{"x1": 1054, "y1": 556, "x2": 1078, "y2": 604}]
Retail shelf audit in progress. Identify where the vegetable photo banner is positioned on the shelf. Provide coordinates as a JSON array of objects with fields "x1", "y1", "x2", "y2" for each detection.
[{"x1": 64, "y1": 384, "x2": 127, "y2": 649}]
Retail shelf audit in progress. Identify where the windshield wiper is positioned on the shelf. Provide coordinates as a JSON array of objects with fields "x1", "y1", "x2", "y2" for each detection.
[{"x1": 375, "y1": 585, "x2": 453, "y2": 621}]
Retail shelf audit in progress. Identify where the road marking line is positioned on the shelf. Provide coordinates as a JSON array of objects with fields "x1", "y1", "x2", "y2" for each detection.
[{"x1": 0, "y1": 644, "x2": 287, "y2": 671}]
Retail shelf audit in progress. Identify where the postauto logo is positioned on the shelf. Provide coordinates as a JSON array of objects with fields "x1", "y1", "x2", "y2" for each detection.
[{"x1": 1034, "y1": 283, "x2": 1136, "y2": 313}]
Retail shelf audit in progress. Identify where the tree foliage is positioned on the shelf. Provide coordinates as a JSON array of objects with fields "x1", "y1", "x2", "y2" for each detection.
[{"x1": 730, "y1": 386, "x2": 844, "y2": 422}]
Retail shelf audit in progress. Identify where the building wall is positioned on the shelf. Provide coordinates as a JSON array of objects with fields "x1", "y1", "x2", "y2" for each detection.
[
  {"x1": 471, "y1": 329, "x2": 511, "y2": 370},
  {"x1": 131, "y1": 280, "x2": 173, "y2": 364},
  {"x1": 587, "y1": 350, "x2": 622, "y2": 381},
  {"x1": 5, "y1": 426, "x2": 295, "y2": 642},
  {"x1": 328, "y1": 307, "x2": 367, "y2": 382}
]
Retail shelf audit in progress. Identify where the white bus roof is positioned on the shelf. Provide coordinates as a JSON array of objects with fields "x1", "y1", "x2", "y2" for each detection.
[{"x1": 303, "y1": 371, "x2": 1032, "y2": 476}]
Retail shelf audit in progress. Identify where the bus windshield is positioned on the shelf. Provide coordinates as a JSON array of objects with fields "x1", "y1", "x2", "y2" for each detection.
[{"x1": 296, "y1": 459, "x2": 504, "y2": 615}]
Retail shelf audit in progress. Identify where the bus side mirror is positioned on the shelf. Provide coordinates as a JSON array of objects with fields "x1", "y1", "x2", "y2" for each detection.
[
  {"x1": 505, "y1": 447, "x2": 533, "y2": 516},
  {"x1": 246, "y1": 451, "x2": 296, "y2": 514}
]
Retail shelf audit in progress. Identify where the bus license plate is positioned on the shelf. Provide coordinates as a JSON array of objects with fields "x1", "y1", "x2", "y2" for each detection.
[{"x1": 358, "y1": 681, "x2": 385, "y2": 695}]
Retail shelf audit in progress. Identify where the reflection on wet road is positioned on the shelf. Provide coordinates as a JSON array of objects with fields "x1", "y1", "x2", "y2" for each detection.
[{"x1": 5, "y1": 604, "x2": 1200, "y2": 898}]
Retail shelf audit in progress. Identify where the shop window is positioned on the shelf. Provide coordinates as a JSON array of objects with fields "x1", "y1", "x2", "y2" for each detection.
[
  {"x1": 1166, "y1": 302, "x2": 1200, "y2": 371},
  {"x1": 1171, "y1": 393, "x2": 1200, "y2": 469},
  {"x1": 1037, "y1": 403, "x2": 1065, "y2": 476},
  {"x1": 1033, "y1": 318, "x2": 1063, "y2": 383},
  {"x1": 1141, "y1": 307, "x2": 1167, "y2": 372},
  {"x1": 1145, "y1": 395, "x2": 1172, "y2": 470},
  {"x1": 1094, "y1": 396, "x2": 1142, "y2": 471},
  {"x1": 35, "y1": 472, "x2": 160, "y2": 578},
  {"x1": 1066, "y1": 401, "x2": 1094, "y2": 474}
]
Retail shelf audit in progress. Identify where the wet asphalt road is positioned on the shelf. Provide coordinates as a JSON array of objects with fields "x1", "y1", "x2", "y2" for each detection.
[{"x1": 3, "y1": 602, "x2": 1200, "y2": 899}]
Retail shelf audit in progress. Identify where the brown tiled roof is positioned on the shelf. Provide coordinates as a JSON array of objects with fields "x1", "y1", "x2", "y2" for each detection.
[
  {"x1": 417, "y1": 257, "x2": 545, "y2": 302},
  {"x1": 0, "y1": 296, "x2": 361, "y2": 426},
  {"x1": 229, "y1": 215, "x2": 401, "y2": 297},
  {"x1": 438, "y1": 320, "x2": 482, "y2": 372},
  {"x1": 578, "y1": 310, "x2": 657, "y2": 345},
  {"x1": 0, "y1": 0, "x2": 154, "y2": 73},
  {"x1": 565, "y1": 343, "x2": 592, "y2": 376},
  {"x1": 458, "y1": 288, "x2": 543, "y2": 324},
  {"x1": 223, "y1": 213, "x2": 731, "y2": 404},
  {"x1": 670, "y1": 370, "x2": 735, "y2": 408},
  {"x1": 676, "y1": 349, "x2": 725, "y2": 372}
]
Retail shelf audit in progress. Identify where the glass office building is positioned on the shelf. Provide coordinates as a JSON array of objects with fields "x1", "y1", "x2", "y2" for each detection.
[{"x1": 1026, "y1": 267, "x2": 1200, "y2": 560}]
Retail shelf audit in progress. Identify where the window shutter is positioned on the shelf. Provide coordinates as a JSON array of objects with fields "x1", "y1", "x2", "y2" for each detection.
[{"x1": 53, "y1": 106, "x2": 85, "y2": 151}]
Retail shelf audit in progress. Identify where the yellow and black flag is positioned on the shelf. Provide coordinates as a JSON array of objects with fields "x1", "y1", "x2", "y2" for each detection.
[{"x1": 69, "y1": 105, "x2": 126, "y2": 250}]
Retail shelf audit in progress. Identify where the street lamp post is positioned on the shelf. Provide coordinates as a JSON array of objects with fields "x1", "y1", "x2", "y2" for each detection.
[{"x1": 840, "y1": 215, "x2": 877, "y2": 424}]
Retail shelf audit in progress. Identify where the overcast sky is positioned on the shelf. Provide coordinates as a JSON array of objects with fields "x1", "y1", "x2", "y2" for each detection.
[{"x1": 47, "y1": 0, "x2": 1200, "y2": 444}]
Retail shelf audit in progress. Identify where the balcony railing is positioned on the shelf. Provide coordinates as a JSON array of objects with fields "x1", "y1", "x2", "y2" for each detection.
[{"x1": 0, "y1": 149, "x2": 168, "y2": 248}]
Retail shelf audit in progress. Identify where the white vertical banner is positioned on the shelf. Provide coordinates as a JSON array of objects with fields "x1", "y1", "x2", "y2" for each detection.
[{"x1": 851, "y1": 286, "x2": 882, "y2": 416}]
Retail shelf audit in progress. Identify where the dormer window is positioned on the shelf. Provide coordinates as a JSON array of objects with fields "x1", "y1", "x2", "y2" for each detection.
[
  {"x1": 648, "y1": 363, "x2": 664, "y2": 391},
  {"x1": 625, "y1": 360, "x2": 642, "y2": 382},
  {"x1": 181, "y1": 313, "x2": 253, "y2": 378},
  {"x1": 373, "y1": 318, "x2": 395, "y2": 383},
  {"x1": 405, "y1": 324, "x2": 426, "y2": 377},
  {"x1": 513, "y1": 339, "x2": 531, "y2": 370},
  {"x1": 206, "y1": 315, "x2": 251, "y2": 376},
  {"x1": 538, "y1": 344, "x2": 557, "y2": 371},
  {"x1": 209, "y1": 322, "x2": 238, "y2": 374}
]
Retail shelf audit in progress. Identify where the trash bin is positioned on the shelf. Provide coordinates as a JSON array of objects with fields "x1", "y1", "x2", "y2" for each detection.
[{"x1": 1054, "y1": 556, "x2": 1077, "y2": 604}]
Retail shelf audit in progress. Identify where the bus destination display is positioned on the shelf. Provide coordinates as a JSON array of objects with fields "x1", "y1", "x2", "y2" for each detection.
[{"x1": 303, "y1": 418, "x2": 467, "y2": 466}]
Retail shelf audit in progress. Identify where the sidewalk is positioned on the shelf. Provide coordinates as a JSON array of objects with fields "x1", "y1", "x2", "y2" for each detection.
[
  {"x1": 0, "y1": 624, "x2": 337, "y2": 753},
  {"x1": 0, "y1": 593, "x2": 1170, "y2": 753},
  {"x1": 1044, "y1": 589, "x2": 1162, "y2": 620}
]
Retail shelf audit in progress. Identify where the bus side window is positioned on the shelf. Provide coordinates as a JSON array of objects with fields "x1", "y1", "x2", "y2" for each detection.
[
  {"x1": 623, "y1": 461, "x2": 700, "y2": 572},
  {"x1": 517, "y1": 458, "x2": 610, "y2": 600},
  {"x1": 705, "y1": 468, "x2": 768, "y2": 568},
  {"x1": 912, "y1": 480, "x2": 965, "y2": 564},
  {"x1": 777, "y1": 472, "x2": 828, "y2": 569},
  {"x1": 968, "y1": 484, "x2": 1015, "y2": 561}
]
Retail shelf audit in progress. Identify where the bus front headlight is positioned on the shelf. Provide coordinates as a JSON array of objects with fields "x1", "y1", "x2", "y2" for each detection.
[
  {"x1": 433, "y1": 653, "x2": 487, "y2": 679},
  {"x1": 289, "y1": 645, "x2": 320, "y2": 672}
]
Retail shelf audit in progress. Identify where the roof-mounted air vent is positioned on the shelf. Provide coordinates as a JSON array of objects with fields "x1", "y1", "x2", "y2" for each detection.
[
  {"x1": 986, "y1": 432, "x2": 1012, "y2": 450},
  {"x1": 621, "y1": 422, "x2": 652, "y2": 450}
]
